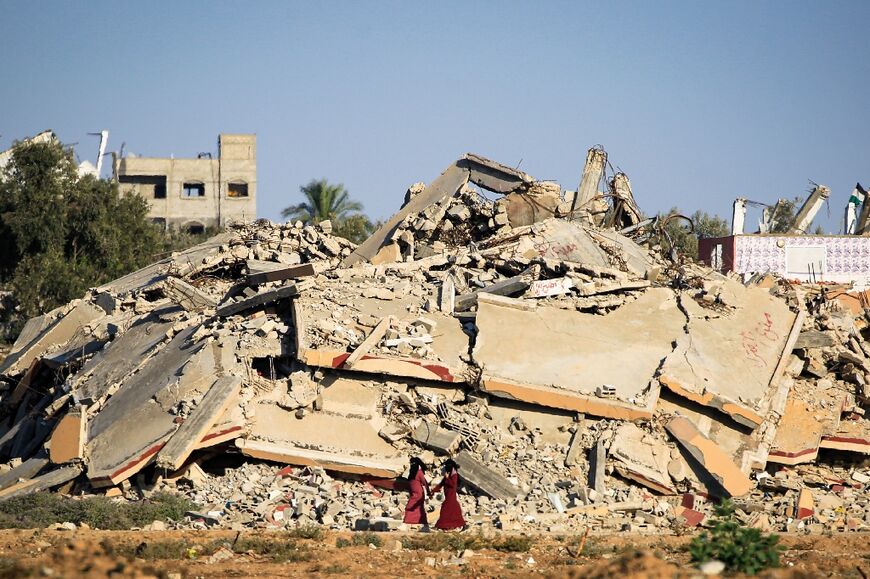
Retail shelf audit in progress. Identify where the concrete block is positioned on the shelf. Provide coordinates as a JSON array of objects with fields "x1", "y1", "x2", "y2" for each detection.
[
  {"x1": 49, "y1": 411, "x2": 86, "y2": 464},
  {"x1": 665, "y1": 416, "x2": 752, "y2": 497}
]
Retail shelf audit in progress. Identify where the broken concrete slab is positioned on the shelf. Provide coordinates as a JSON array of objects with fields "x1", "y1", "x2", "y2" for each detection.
[
  {"x1": 236, "y1": 439, "x2": 404, "y2": 478},
  {"x1": 86, "y1": 327, "x2": 210, "y2": 486},
  {"x1": 609, "y1": 423, "x2": 676, "y2": 495},
  {"x1": 474, "y1": 288, "x2": 682, "y2": 419},
  {"x1": 0, "y1": 464, "x2": 83, "y2": 502},
  {"x1": 0, "y1": 301, "x2": 104, "y2": 376},
  {"x1": 412, "y1": 420, "x2": 461, "y2": 454},
  {"x1": 96, "y1": 231, "x2": 234, "y2": 296},
  {"x1": 454, "y1": 273, "x2": 534, "y2": 312},
  {"x1": 49, "y1": 411, "x2": 86, "y2": 464},
  {"x1": 0, "y1": 455, "x2": 49, "y2": 491},
  {"x1": 659, "y1": 283, "x2": 802, "y2": 429},
  {"x1": 71, "y1": 316, "x2": 176, "y2": 406},
  {"x1": 216, "y1": 283, "x2": 301, "y2": 317},
  {"x1": 162, "y1": 276, "x2": 217, "y2": 311},
  {"x1": 295, "y1": 294, "x2": 469, "y2": 383},
  {"x1": 156, "y1": 376, "x2": 242, "y2": 471},
  {"x1": 246, "y1": 262, "x2": 316, "y2": 286},
  {"x1": 453, "y1": 451, "x2": 520, "y2": 501},
  {"x1": 345, "y1": 316, "x2": 394, "y2": 369},
  {"x1": 666, "y1": 416, "x2": 752, "y2": 498},
  {"x1": 819, "y1": 416, "x2": 870, "y2": 454},
  {"x1": 770, "y1": 390, "x2": 843, "y2": 466}
]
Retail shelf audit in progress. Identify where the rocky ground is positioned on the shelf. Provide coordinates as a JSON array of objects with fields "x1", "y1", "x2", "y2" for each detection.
[{"x1": 0, "y1": 528, "x2": 866, "y2": 578}]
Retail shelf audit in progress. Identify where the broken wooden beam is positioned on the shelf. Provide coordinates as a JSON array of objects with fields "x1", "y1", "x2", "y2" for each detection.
[
  {"x1": 412, "y1": 420, "x2": 461, "y2": 455},
  {"x1": 665, "y1": 416, "x2": 752, "y2": 497},
  {"x1": 155, "y1": 376, "x2": 242, "y2": 471},
  {"x1": 246, "y1": 263, "x2": 316, "y2": 286},
  {"x1": 344, "y1": 316, "x2": 393, "y2": 369},
  {"x1": 453, "y1": 450, "x2": 519, "y2": 501}
]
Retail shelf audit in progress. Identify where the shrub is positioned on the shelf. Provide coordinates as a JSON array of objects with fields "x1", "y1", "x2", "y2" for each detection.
[
  {"x1": 689, "y1": 500, "x2": 782, "y2": 575},
  {"x1": 351, "y1": 532, "x2": 382, "y2": 547},
  {"x1": 0, "y1": 492, "x2": 197, "y2": 530},
  {"x1": 287, "y1": 524, "x2": 323, "y2": 540}
]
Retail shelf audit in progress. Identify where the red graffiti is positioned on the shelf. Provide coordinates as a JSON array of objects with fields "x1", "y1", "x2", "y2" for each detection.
[{"x1": 741, "y1": 312, "x2": 781, "y2": 367}]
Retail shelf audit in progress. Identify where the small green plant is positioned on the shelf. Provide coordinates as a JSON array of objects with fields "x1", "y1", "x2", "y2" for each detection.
[
  {"x1": 335, "y1": 537, "x2": 352, "y2": 548},
  {"x1": 352, "y1": 532, "x2": 382, "y2": 547},
  {"x1": 232, "y1": 536, "x2": 310, "y2": 563},
  {"x1": 689, "y1": 500, "x2": 782, "y2": 575},
  {"x1": 288, "y1": 524, "x2": 323, "y2": 540},
  {"x1": 494, "y1": 535, "x2": 533, "y2": 553}
]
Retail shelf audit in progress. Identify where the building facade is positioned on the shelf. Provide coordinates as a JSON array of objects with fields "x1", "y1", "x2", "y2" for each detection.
[
  {"x1": 113, "y1": 134, "x2": 256, "y2": 232},
  {"x1": 699, "y1": 234, "x2": 870, "y2": 285}
]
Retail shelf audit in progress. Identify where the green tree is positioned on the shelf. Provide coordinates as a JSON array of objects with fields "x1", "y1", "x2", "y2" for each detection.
[
  {"x1": 657, "y1": 208, "x2": 728, "y2": 261},
  {"x1": 332, "y1": 214, "x2": 378, "y2": 245},
  {"x1": 0, "y1": 139, "x2": 163, "y2": 338},
  {"x1": 281, "y1": 178, "x2": 376, "y2": 244},
  {"x1": 281, "y1": 179, "x2": 363, "y2": 223},
  {"x1": 768, "y1": 196, "x2": 802, "y2": 233}
]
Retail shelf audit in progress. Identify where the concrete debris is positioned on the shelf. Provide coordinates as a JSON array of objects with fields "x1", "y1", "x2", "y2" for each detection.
[{"x1": 0, "y1": 149, "x2": 868, "y2": 536}]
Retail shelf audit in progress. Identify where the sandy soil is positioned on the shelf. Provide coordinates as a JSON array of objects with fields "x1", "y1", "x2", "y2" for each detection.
[{"x1": 0, "y1": 529, "x2": 867, "y2": 578}]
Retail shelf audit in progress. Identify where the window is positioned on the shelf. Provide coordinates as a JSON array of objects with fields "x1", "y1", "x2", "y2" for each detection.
[
  {"x1": 184, "y1": 222, "x2": 205, "y2": 235},
  {"x1": 227, "y1": 181, "x2": 249, "y2": 198},
  {"x1": 151, "y1": 217, "x2": 166, "y2": 229},
  {"x1": 118, "y1": 175, "x2": 166, "y2": 199},
  {"x1": 182, "y1": 182, "x2": 205, "y2": 198}
]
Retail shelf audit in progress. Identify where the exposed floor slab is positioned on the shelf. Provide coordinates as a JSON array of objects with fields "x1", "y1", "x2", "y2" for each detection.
[
  {"x1": 474, "y1": 288, "x2": 683, "y2": 418},
  {"x1": 659, "y1": 282, "x2": 801, "y2": 429}
]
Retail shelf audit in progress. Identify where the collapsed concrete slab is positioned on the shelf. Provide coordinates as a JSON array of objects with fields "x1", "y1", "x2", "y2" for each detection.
[
  {"x1": 0, "y1": 301, "x2": 104, "y2": 376},
  {"x1": 659, "y1": 281, "x2": 802, "y2": 429},
  {"x1": 666, "y1": 416, "x2": 752, "y2": 498},
  {"x1": 453, "y1": 451, "x2": 521, "y2": 501},
  {"x1": 474, "y1": 288, "x2": 683, "y2": 418},
  {"x1": 294, "y1": 288, "x2": 470, "y2": 383},
  {"x1": 608, "y1": 423, "x2": 676, "y2": 495},
  {"x1": 156, "y1": 375, "x2": 242, "y2": 471}
]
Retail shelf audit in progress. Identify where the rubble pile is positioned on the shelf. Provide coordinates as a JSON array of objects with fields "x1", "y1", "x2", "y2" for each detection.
[{"x1": 0, "y1": 149, "x2": 868, "y2": 536}]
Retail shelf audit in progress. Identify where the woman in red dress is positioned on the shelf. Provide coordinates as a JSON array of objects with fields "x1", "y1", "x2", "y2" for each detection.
[
  {"x1": 403, "y1": 457, "x2": 430, "y2": 525},
  {"x1": 432, "y1": 459, "x2": 465, "y2": 531}
]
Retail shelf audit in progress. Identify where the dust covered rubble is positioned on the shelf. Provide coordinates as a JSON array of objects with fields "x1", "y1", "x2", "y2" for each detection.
[{"x1": 0, "y1": 149, "x2": 868, "y2": 536}]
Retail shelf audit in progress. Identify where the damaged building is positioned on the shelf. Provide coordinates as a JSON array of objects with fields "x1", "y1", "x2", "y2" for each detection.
[
  {"x1": 113, "y1": 133, "x2": 257, "y2": 233},
  {"x1": 0, "y1": 148, "x2": 867, "y2": 536}
]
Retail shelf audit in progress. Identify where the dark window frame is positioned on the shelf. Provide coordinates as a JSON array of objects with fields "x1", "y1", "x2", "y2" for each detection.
[{"x1": 182, "y1": 182, "x2": 205, "y2": 198}]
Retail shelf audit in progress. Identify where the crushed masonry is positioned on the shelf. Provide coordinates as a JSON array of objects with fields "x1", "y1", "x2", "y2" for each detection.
[{"x1": 0, "y1": 147, "x2": 868, "y2": 536}]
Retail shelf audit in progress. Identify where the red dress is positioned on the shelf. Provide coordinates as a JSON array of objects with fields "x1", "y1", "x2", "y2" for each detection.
[
  {"x1": 433, "y1": 471, "x2": 465, "y2": 530},
  {"x1": 403, "y1": 469, "x2": 430, "y2": 524}
]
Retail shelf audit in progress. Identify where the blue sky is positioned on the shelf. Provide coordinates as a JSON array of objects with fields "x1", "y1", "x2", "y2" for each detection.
[{"x1": 1, "y1": 1, "x2": 868, "y2": 232}]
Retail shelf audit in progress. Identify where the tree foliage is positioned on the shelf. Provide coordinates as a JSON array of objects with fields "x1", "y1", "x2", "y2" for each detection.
[
  {"x1": 689, "y1": 500, "x2": 782, "y2": 575},
  {"x1": 768, "y1": 196, "x2": 802, "y2": 233},
  {"x1": 658, "y1": 208, "x2": 729, "y2": 260},
  {"x1": 281, "y1": 178, "x2": 375, "y2": 244},
  {"x1": 0, "y1": 139, "x2": 163, "y2": 339},
  {"x1": 282, "y1": 179, "x2": 363, "y2": 223}
]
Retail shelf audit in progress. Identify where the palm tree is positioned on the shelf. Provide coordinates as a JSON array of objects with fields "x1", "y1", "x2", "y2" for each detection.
[{"x1": 281, "y1": 179, "x2": 363, "y2": 223}]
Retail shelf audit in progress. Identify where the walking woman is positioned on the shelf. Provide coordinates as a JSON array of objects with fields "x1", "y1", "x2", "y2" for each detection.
[
  {"x1": 432, "y1": 458, "x2": 465, "y2": 530},
  {"x1": 403, "y1": 456, "x2": 430, "y2": 526}
]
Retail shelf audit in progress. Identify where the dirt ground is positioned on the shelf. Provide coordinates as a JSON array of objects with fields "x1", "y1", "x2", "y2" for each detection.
[{"x1": 0, "y1": 529, "x2": 866, "y2": 578}]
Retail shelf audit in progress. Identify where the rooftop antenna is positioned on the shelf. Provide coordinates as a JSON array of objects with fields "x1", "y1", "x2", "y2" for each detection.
[{"x1": 86, "y1": 130, "x2": 109, "y2": 176}]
